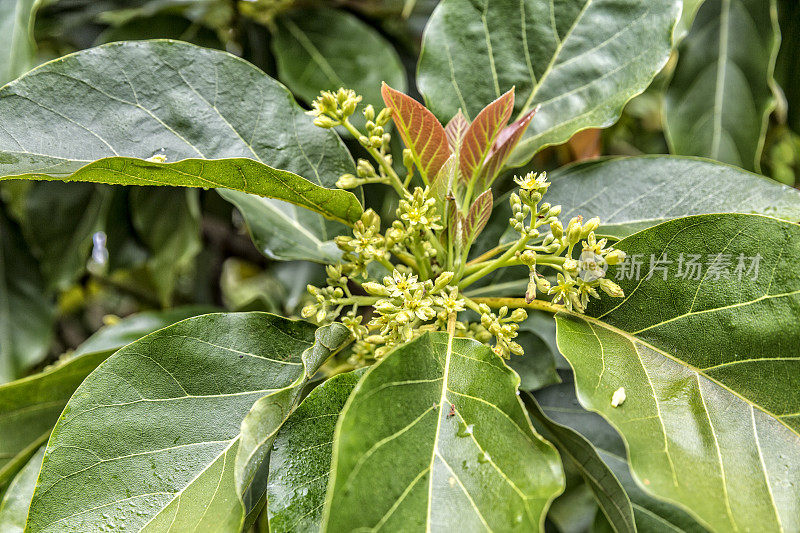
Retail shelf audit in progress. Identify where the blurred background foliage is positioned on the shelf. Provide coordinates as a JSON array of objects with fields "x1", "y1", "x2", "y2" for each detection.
[{"x1": 0, "y1": 0, "x2": 797, "y2": 388}]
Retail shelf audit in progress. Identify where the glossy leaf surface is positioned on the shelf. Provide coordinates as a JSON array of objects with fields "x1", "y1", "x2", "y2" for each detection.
[
  {"x1": 0, "y1": 40, "x2": 360, "y2": 253},
  {"x1": 267, "y1": 369, "x2": 364, "y2": 533},
  {"x1": 0, "y1": 447, "x2": 44, "y2": 532},
  {"x1": 323, "y1": 333, "x2": 564, "y2": 531},
  {"x1": 418, "y1": 0, "x2": 680, "y2": 164},
  {"x1": 556, "y1": 214, "x2": 800, "y2": 531},
  {"x1": 543, "y1": 156, "x2": 800, "y2": 239},
  {"x1": 523, "y1": 392, "x2": 635, "y2": 533},
  {"x1": 665, "y1": 0, "x2": 781, "y2": 171},
  {"x1": 0, "y1": 0, "x2": 39, "y2": 83},
  {"x1": 25, "y1": 313, "x2": 345, "y2": 532},
  {"x1": 534, "y1": 373, "x2": 709, "y2": 532},
  {"x1": 272, "y1": 7, "x2": 406, "y2": 108}
]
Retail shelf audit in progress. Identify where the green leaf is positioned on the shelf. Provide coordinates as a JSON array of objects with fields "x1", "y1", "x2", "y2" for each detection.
[
  {"x1": 322, "y1": 333, "x2": 564, "y2": 531},
  {"x1": 776, "y1": 0, "x2": 800, "y2": 135},
  {"x1": 417, "y1": 0, "x2": 680, "y2": 165},
  {"x1": 130, "y1": 187, "x2": 201, "y2": 304},
  {"x1": 0, "y1": 203, "x2": 53, "y2": 383},
  {"x1": 459, "y1": 88, "x2": 514, "y2": 184},
  {"x1": 271, "y1": 7, "x2": 406, "y2": 108},
  {"x1": 0, "y1": 0, "x2": 40, "y2": 84},
  {"x1": 22, "y1": 182, "x2": 113, "y2": 289},
  {"x1": 555, "y1": 214, "x2": 800, "y2": 531},
  {"x1": 218, "y1": 189, "x2": 343, "y2": 263},
  {"x1": 71, "y1": 306, "x2": 219, "y2": 359},
  {"x1": 25, "y1": 313, "x2": 346, "y2": 532},
  {"x1": 0, "y1": 447, "x2": 44, "y2": 532},
  {"x1": 523, "y1": 392, "x2": 636, "y2": 533},
  {"x1": 267, "y1": 369, "x2": 364, "y2": 533},
  {"x1": 382, "y1": 82, "x2": 452, "y2": 183},
  {"x1": 536, "y1": 373, "x2": 709, "y2": 532},
  {"x1": 0, "y1": 40, "x2": 361, "y2": 226},
  {"x1": 0, "y1": 307, "x2": 213, "y2": 493},
  {"x1": 234, "y1": 322, "x2": 351, "y2": 529},
  {"x1": 664, "y1": 0, "x2": 781, "y2": 172},
  {"x1": 540, "y1": 156, "x2": 800, "y2": 239}
]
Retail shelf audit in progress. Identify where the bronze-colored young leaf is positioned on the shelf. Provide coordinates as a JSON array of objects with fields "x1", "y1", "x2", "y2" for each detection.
[
  {"x1": 466, "y1": 189, "x2": 493, "y2": 243},
  {"x1": 381, "y1": 82, "x2": 451, "y2": 183},
  {"x1": 444, "y1": 110, "x2": 469, "y2": 151},
  {"x1": 483, "y1": 108, "x2": 537, "y2": 185},
  {"x1": 459, "y1": 88, "x2": 514, "y2": 184}
]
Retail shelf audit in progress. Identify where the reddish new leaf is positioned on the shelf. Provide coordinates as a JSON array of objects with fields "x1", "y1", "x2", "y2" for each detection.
[
  {"x1": 459, "y1": 88, "x2": 515, "y2": 184},
  {"x1": 466, "y1": 189, "x2": 493, "y2": 242},
  {"x1": 482, "y1": 107, "x2": 538, "y2": 186},
  {"x1": 445, "y1": 110, "x2": 470, "y2": 151},
  {"x1": 381, "y1": 82, "x2": 450, "y2": 183}
]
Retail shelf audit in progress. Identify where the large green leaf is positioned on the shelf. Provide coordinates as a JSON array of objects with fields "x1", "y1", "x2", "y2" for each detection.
[
  {"x1": 664, "y1": 0, "x2": 781, "y2": 172},
  {"x1": 0, "y1": 203, "x2": 53, "y2": 383},
  {"x1": 218, "y1": 189, "x2": 342, "y2": 263},
  {"x1": 417, "y1": 0, "x2": 680, "y2": 165},
  {"x1": 523, "y1": 392, "x2": 635, "y2": 533},
  {"x1": 556, "y1": 214, "x2": 800, "y2": 531},
  {"x1": 0, "y1": 0, "x2": 40, "y2": 84},
  {"x1": 25, "y1": 313, "x2": 347, "y2": 532},
  {"x1": 533, "y1": 372, "x2": 709, "y2": 532},
  {"x1": 271, "y1": 7, "x2": 406, "y2": 108},
  {"x1": 543, "y1": 156, "x2": 800, "y2": 239},
  {"x1": 0, "y1": 307, "x2": 214, "y2": 493},
  {"x1": 0, "y1": 447, "x2": 44, "y2": 531},
  {"x1": 267, "y1": 369, "x2": 364, "y2": 533},
  {"x1": 0, "y1": 40, "x2": 361, "y2": 232},
  {"x1": 323, "y1": 333, "x2": 564, "y2": 531}
]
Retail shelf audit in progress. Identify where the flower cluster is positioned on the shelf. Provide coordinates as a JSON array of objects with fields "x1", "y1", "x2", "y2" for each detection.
[
  {"x1": 361, "y1": 270, "x2": 464, "y2": 357},
  {"x1": 301, "y1": 87, "x2": 627, "y2": 371},
  {"x1": 307, "y1": 88, "x2": 363, "y2": 128}
]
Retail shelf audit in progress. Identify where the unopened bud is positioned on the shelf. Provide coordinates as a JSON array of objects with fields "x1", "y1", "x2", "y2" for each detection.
[
  {"x1": 362, "y1": 282, "x2": 389, "y2": 296},
  {"x1": 519, "y1": 250, "x2": 537, "y2": 266},
  {"x1": 599, "y1": 278, "x2": 624, "y2": 298},
  {"x1": 301, "y1": 305, "x2": 316, "y2": 318},
  {"x1": 433, "y1": 271, "x2": 455, "y2": 291},
  {"x1": 313, "y1": 116, "x2": 338, "y2": 128},
  {"x1": 550, "y1": 220, "x2": 563, "y2": 239},
  {"x1": 581, "y1": 217, "x2": 600, "y2": 238},
  {"x1": 336, "y1": 173, "x2": 360, "y2": 189},
  {"x1": 376, "y1": 107, "x2": 392, "y2": 126},
  {"x1": 605, "y1": 249, "x2": 627, "y2": 265},
  {"x1": 510, "y1": 308, "x2": 527, "y2": 322},
  {"x1": 363, "y1": 104, "x2": 375, "y2": 121}
]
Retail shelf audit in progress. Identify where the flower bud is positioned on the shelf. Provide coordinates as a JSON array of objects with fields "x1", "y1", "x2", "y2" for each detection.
[
  {"x1": 336, "y1": 173, "x2": 360, "y2": 189},
  {"x1": 356, "y1": 159, "x2": 376, "y2": 178},
  {"x1": 363, "y1": 104, "x2": 375, "y2": 121},
  {"x1": 433, "y1": 271, "x2": 455, "y2": 291},
  {"x1": 362, "y1": 282, "x2": 389, "y2": 296},
  {"x1": 536, "y1": 276, "x2": 551, "y2": 293},
  {"x1": 550, "y1": 219, "x2": 563, "y2": 239},
  {"x1": 519, "y1": 250, "x2": 537, "y2": 266},
  {"x1": 510, "y1": 308, "x2": 527, "y2": 322},
  {"x1": 301, "y1": 305, "x2": 316, "y2": 318},
  {"x1": 566, "y1": 216, "x2": 583, "y2": 244},
  {"x1": 313, "y1": 116, "x2": 338, "y2": 128},
  {"x1": 599, "y1": 278, "x2": 624, "y2": 298},
  {"x1": 376, "y1": 107, "x2": 392, "y2": 126},
  {"x1": 581, "y1": 217, "x2": 600, "y2": 238},
  {"x1": 605, "y1": 249, "x2": 627, "y2": 265}
]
